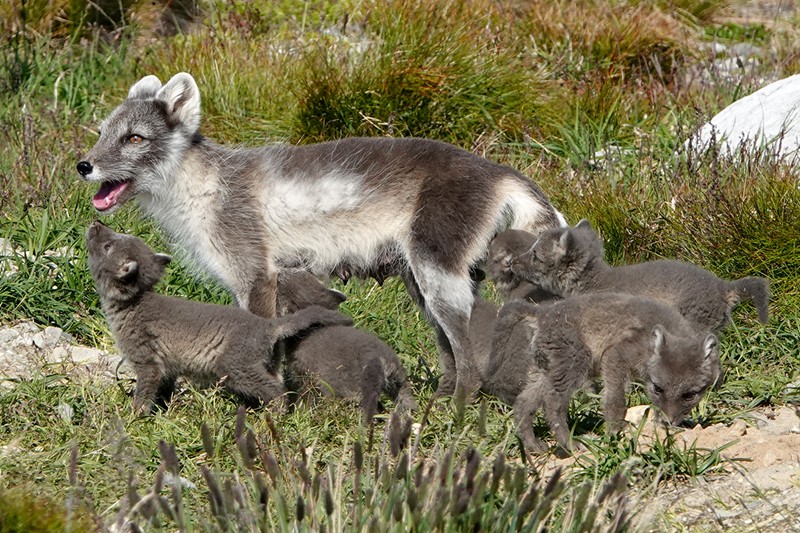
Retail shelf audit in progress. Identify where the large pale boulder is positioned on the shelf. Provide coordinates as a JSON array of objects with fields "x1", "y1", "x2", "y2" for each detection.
[{"x1": 689, "y1": 74, "x2": 800, "y2": 161}]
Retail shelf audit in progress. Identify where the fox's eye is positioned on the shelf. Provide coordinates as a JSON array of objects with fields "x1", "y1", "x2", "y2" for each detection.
[
  {"x1": 682, "y1": 390, "x2": 701, "y2": 401},
  {"x1": 127, "y1": 134, "x2": 144, "y2": 144},
  {"x1": 652, "y1": 383, "x2": 664, "y2": 395},
  {"x1": 103, "y1": 241, "x2": 113, "y2": 253}
]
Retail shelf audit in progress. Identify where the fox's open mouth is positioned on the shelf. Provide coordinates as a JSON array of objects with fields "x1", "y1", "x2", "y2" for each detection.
[{"x1": 93, "y1": 181, "x2": 130, "y2": 211}]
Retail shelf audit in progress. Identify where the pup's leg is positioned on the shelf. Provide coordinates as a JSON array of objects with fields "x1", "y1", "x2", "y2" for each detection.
[
  {"x1": 602, "y1": 373, "x2": 629, "y2": 434},
  {"x1": 132, "y1": 362, "x2": 169, "y2": 416},
  {"x1": 408, "y1": 261, "x2": 480, "y2": 397},
  {"x1": 542, "y1": 388, "x2": 574, "y2": 452},
  {"x1": 513, "y1": 376, "x2": 549, "y2": 454},
  {"x1": 268, "y1": 306, "x2": 352, "y2": 344},
  {"x1": 225, "y1": 365, "x2": 286, "y2": 408}
]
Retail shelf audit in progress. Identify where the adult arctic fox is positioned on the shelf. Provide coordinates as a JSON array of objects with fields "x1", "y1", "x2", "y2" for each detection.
[{"x1": 77, "y1": 72, "x2": 567, "y2": 396}]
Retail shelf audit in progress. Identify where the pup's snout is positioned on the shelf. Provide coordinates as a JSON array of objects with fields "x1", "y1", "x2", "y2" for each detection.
[
  {"x1": 77, "y1": 161, "x2": 93, "y2": 177},
  {"x1": 86, "y1": 220, "x2": 108, "y2": 239}
]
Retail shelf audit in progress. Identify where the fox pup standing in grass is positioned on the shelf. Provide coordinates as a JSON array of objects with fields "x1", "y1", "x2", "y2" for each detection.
[
  {"x1": 85, "y1": 222, "x2": 351, "y2": 414},
  {"x1": 500, "y1": 220, "x2": 770, "y2": 332},
  {"x1": 483, "y1": 293, "x2": 720, "y2": 454},
  {"x1": 76, "y1": 72, "x2": 567, "y2": 396},
  {"x1": 276, "y1": 270, "x2": 417, "y2": 423}
]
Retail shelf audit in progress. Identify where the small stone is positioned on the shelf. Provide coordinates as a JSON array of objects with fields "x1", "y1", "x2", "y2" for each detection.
[
  {"x1": 0, "y1": 328, "x2": 20, "y2": 344},
  {"x1": 70, "y1": 346, "x2": 105, "y2": 363},
  {"x1": 55, "y1": 402, "x2": 74, "y2": 422},
  {"x1": 49, "y1": 346, "x2": 70, "y2": 363},
  {"x1": 730, "y1": 419, "x2": 748, "y2": 436},
  {"x1": 33, "y1": 326, "x2": 63, "y2": 350}
]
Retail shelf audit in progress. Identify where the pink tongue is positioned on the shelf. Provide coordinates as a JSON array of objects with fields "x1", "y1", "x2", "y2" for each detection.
[{"x1": 92, "y1": 181, "x2": 129, "y2": 211}]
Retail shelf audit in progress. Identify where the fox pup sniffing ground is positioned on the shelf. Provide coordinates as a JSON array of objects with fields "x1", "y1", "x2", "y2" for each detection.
[
  {"x1": 77, "y1": 72, "x2": 567, "y2": 396},
  {"x1": 276, "y1": 271, "x2": 417, "y2": 423},
  {"x1": 85, "y1": 222, "x2": 351, "y2": 415},
  {"x1": 483, "y1": 294, "x2": 720, "y2": 454},
  {"x1": 505, "y1": 220, "x2": 770, "y2": 332}
]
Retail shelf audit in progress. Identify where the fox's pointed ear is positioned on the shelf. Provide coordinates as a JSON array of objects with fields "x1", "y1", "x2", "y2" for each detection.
[
  {"x1": 328, "y1": 288, "x2": 347, "y2": 305},
  {"x1": 118, "y1": 260, "x2": 139, "y2": 280},
  {"x1": 650, "y1": 325, "x2": 665, "y2": 355},
  {"x1": 702, "y1": 333, "x2": 718, "y2": 360},
  {"x1": 156, "y1": 73, "x2": 201, "y2": 133},
  {"x1": 576, "y1": 219, "x2": 592, "y2": 231},
  {"x1": 154, "y1": 253, "x2": 172, "y2": 267},
  {"x1": 556, "y1": 228, "x2": 572, "y2": 252},
  {"x1": 128, "y1": 75, "x2": 162, "y2": 99}
]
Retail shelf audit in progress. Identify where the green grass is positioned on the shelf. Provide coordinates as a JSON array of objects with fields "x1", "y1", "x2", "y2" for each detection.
[{"x1": 1, "y1": 0, "x2": 799, "y2": 530}]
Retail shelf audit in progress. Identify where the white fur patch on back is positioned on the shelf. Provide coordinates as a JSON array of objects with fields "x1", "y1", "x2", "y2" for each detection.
[{"x1": 261, "y1": 171, "x2": 414, "y2": 274}]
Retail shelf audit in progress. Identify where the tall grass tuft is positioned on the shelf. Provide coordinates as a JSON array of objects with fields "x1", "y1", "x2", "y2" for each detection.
[{"x1": 293, "y1": 0, "x2": 549, "y2": 145}]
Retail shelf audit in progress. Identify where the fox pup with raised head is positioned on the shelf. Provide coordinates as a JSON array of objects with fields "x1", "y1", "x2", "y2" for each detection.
[
  {"x1": 276, "y1": 271, "x2": 417, "y2": 423},
  {"x1": 77, "y1": 72, "x2": 567, "y2": 396},
  {"x1": 505, "y1": 220, "x2": 769, "y2": 332},
  {"x1": 483, "y1": 293, "x2": 720, "y2": 454},
  {"x1": 85, "y1": 222, "x2": 351, "y2": 414}
]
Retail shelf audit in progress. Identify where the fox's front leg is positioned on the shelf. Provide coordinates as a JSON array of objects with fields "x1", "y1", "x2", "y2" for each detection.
[{"x1": 246, "y1": 269, "x2": 279, "y2": 319}]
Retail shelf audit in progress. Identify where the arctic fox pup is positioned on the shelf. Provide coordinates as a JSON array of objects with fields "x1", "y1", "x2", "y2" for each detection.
[
  {"x1": 483, "y1": 293, "x2": 720, "y2": 453},
  {"x1": 85, "y1": 222, "x2": 351, "y2": 414},
  {"x1": 276, "y1": 271, "x2": 417, "y2": 423},
  {"x1": 506, "y1": 220, "x2": 769, "y2": 331},
  {"x1": 77, "y1": 72, "x2": 567, "y2": 396}
]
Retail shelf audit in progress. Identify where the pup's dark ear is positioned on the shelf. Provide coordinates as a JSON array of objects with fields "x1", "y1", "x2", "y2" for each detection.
[
  {"x1": 154, "y1": 253, "x2": 172, "y2": 267},
  {"x1": 556, "y1": 228, "x2": 572, "y2": 253},
  {"x1": 576, "y1": 219, "x2": 592, "y2": 231},
  {"x1": 117, "y1": 260, "x2": 139, "y2": 280},
  {"x1": 650, "y1": 325, "x2": 666, "y2": 356},
  {"x1": 328, "y1": 288, "x2": 347, "y2": 305}
]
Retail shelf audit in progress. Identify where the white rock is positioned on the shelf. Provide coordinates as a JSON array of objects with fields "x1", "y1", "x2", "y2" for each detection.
[
  {"x1": 49, "y1": 346, "x2": 70, "y2": 363},
  {"x1": 33, "y1": 326, "x2": 63, "y2": 349},
  {"x1": 688, "y1": 74, "x2": 800, "y2": 161},
  {"x1": 55, "y1": 402, "x2": 74, "y2": 422},
  {"x1": 70, "y1": 346, "x2": 105, "y2": 363},
  {"x1": 0, "y1": 328, "x2": 20, "y2": 344}
]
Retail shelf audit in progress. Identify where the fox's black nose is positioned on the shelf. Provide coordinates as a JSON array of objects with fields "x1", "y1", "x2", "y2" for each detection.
[{"x1": 77, "y1": 160, "x2": 93, "y2": 177}]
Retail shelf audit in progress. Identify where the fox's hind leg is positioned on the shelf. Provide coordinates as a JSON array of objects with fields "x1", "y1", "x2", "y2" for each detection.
[{"x1": 405, "y1": 262, "x2": 481, "y2": 397}]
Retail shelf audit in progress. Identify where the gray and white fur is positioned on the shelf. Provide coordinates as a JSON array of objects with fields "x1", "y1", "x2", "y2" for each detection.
[
  {"x1": 76, "y1": 73, "x2": 567, "y2": 396},
  {"x1": 85, "y1": 222, "x2": 352, "y2": 415},
  {"x1": 507, "y1": 220, "x2": 770, "y2": 332},
  {"x1": 276, "y1": 271, "x2": 417, "y2": 423},
  {"x1": 483, "y1": 294, "x2": 720, "y2": 453}
]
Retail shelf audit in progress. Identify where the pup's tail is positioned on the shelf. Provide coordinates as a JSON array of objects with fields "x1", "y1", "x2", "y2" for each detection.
[{"x1": 732, "y1": 277, "x2": 770, "y2": 324}]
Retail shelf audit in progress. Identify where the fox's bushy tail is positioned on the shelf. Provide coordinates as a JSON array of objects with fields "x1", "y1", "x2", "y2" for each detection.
[{"x1": 733, "y1": 277, "x2": 770, "y2": 324}]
